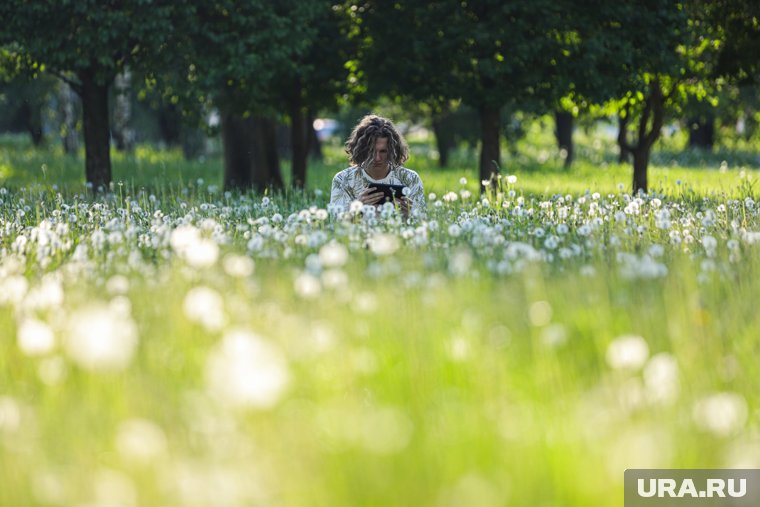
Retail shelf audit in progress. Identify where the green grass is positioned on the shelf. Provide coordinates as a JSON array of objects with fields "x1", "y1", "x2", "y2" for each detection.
[
  {"x1": 1, "y1": 125, "x2": 759, "y2": 506},
  {"x1": 2, "y1": 120, "x2": 759, "y2": 200}
]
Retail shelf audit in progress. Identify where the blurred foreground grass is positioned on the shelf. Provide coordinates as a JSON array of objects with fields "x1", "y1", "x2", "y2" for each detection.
[
  {"x1": 2, "y1": 253, "x2": 758, "y2": 506},
  {"x1": 1, "y1": 127, "x2": 759, "y2": 506}
]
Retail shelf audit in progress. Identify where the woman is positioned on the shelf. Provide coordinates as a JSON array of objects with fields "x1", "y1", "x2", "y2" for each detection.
[{"x1": 330, "y1": 115, "x2": 425, "y2": 216}]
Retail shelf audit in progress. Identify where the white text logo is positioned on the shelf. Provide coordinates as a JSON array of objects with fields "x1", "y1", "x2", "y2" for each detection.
[{"x1": 637, "y1": 478, "x2": 746, "y2": 499}]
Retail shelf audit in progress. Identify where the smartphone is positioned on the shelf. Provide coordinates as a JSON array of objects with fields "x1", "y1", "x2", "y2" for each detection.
[{"x1": 368, "y1": 183, "x2": 406, "y2": 201}]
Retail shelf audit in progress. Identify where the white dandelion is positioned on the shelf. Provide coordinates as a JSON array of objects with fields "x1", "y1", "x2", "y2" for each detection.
[
  {"x1": 693, "y1": 392, "x2": 748, "y2": 437},
  {"x1": 183, "y1": 286, "x2": 226, "y2": 331},
  {"x1": 17, "y1": 318, "x2": 56, "y2": 356},
  {"x1": 606, "y1": 334, "x2": 649, "y2": 371},
  {"x1": 64, "y1": 304, "x2": 138, "y2": 372},
  {"x1": 319, "y1": 242, "x2": 349, "y2": 268},
  {"x1": 206, "y1": 329, "x2": 290, "y2": 409}
]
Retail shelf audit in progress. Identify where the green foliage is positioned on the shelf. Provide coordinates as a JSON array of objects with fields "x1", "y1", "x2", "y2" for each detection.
[
  {"x1": 0, "y1": 0, "x2": 182, "y2": 87},
  {"x1": 153, "y1": 0, "x2": 353, "y2": 121},
  {"x1": 698, "y1": 0, "x2": 760, "y2": 83},
  {"x1": 355, "y1": 0, "x2": 572, "y2": 112},
  {"x1": 0, "y1": 74, "x2": 58, "y2": 141}
]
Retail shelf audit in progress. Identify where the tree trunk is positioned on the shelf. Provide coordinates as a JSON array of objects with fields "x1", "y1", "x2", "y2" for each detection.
[
  {"x1": 112, "y1": 69, "x2": 134, "y2": 152},
  {"x1": 80, "y1": 71, "x2": 112, "y2": 191},
  {"x1": 221, "y1": 111, "x2": 284, "y2": 193},
  {"x1": 288, "y1": 84, "x2": 308, "y2": 189},
  {"x1": 432, "y1": 112, "x2": 454, "y2": 168},
  {"x1": 157, "y1": 104, "x2": 182, "y2": 146},
  {"x1": 554, "y1": 111, "x2": 573, "y2": 168},
  {"x1": 221, "y1": 111, "x2": 254, "y2": 190},
  {"x1": 632, "y1": 147, "x2": 649, "y2": 195},
  {"x1": 617, "y1": 113, "x2": 631, "y2": 164},
  {"x1": 478, "y1": 105, "x2": 501, "y2": 187},
  {"x1": 59, "y1": 81, "x2": 79, "y2": 155},
  {"x1": 252, "y1": 116, "x2": 284, "y2": 192},
  {"x1": 688, "y1": 115, "x2": 715, "y2": 149},
  {"x1": 18, "y1": 100, "x2": 44, "y2": 146},
  {"x1": 629, "y1": 79, "x2": 666, "y2": 195}
]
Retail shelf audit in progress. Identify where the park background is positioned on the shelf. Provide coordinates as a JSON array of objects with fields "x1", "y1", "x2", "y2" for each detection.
[{"x1": 1, "y1": 2, "x2": 760, "y2": 507}]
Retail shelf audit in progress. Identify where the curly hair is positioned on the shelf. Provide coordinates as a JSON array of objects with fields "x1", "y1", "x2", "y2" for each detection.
[{"x1": 345, "y1": 115, "x2": 409, "y2": 169}]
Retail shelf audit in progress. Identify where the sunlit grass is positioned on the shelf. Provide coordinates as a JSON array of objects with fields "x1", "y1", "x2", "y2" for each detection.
[{"x1": 2, "y1": 122, "x2": 760, "y2": 200}]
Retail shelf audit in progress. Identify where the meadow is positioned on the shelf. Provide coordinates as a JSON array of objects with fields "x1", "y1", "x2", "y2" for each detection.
[{"x1": 1, "y1": 123, "x2": 759, "y2": 507}]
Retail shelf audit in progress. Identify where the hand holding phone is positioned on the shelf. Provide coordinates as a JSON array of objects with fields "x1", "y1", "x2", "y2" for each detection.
[{"x1": 368, "y1": 183, "x2": 406, "y2": 202}]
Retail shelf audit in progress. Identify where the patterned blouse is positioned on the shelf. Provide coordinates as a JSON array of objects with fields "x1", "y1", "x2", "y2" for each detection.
[{"x1": 329, "y1": 165, "x2": 425, "y2": 213}]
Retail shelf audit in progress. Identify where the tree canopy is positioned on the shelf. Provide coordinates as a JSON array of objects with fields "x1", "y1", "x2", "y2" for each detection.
[
  {"x1": 0, "y1": 0, "x2": 183, "y2": 189},
  {"x1": 0, "y1": 0, "x2": 757, "y2": 194}
]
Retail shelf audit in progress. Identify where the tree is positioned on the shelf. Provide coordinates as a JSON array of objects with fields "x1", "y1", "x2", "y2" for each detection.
[
  {"x1": 355, "y1": 0, "x2": 571, "y2": 187},
  {"x1": 169, "y1": 3, "x2": 295, "y2": 191},
  {"x1": 0, "y1": 1, "x2": 182, "y2": 190},
  {"x1": 685, "y1": 100, "x2": 716, "y2": 150},
  {"x1": 700, "y1": 0, "x2": 760, "y2": 84},
  {"x1": 686, "y1": 0, "x2": 760, "y2": 149},
  {"x1": 274, "y1": 0, "x2": 355, "y2": 189},
  {"x1": 160, "y1": 0, "x2": 333, "y2": 192},
  {"x1": 560, "y1": 1, "x2": 701, "y2": 193},
  {"x1": 0, "y1": 72, "x2": 54, "y2": 146}
]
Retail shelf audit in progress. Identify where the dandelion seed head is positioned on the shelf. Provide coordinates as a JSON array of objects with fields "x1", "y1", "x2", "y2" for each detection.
[
  {"x1": 643, "y1": 353, "x2": 679, "y2": 403},
  {"x1": 540, "y1": 323, "x2": 567, "y2": 348},
  {"x1": 606, "y1": 334, "x2": 649, "y2": 370},
  {"x1": 319, "y1": 242, "x2": 349, "y2": 268},
  {"x1": 185, "y1": 238, "x2": 219, "y2": 268},
  {"x1": 369, "y1": 233, "x2": 399, "y2": 256},
  {"x1": 170, "y1": 224, "x2": 200, "y2": 252},
  {"x1": 24, "y1": 277, "x2": 64, "y2": 311},
  {"x1": 693, "y1": 392, "x2": 747, "y2": 437},
  {"x1": 206, "y1": 329, "x2": 290, "y2": 409},
  {"x1": 64, "y1": 304, "x2": 138, "y2": 372},
  {"x1": 349, "y1": 200, "x2": 364, "y2": 213},
  {"x1": 294, "y1": 272, "x2": 322, "y2": 298},
  {"x1": 447, "y1": 335, "x2": 470, "y2": 361},
  {"x1": 183, "y1": 286, "x2": 225, "y2": 331},
  {"x1": 17, "y1": 318, "x2": 55, "y2": 356},
  {"x1": 701, "y1": 235, "x2": 718, "y2": 251},
  {"x1": 222, "y1": 253, "x2": 254, "y2": 278}
]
